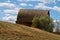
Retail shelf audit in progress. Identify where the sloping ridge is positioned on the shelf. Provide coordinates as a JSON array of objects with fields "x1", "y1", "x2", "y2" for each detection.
[{"x1": 0, "y1": 21, "x2": 60, "y2": 40}]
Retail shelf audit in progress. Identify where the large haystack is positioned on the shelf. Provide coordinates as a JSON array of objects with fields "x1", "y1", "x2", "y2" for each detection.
[{"x1": 16, "y1": 9, "x2": 50, "y2": 26}]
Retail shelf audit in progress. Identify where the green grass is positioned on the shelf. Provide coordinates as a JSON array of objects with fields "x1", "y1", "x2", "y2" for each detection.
[{"x1": 0, "y1": 21, "x2": 60, "y2": 40}]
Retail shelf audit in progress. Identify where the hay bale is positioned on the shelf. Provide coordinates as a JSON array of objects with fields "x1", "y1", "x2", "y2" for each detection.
[{"x1": 16, "y1": 9, "x2": 50, "y2": 26}]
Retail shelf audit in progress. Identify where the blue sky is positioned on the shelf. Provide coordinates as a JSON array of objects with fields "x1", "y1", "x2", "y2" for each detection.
[{"x1": 0, "y1": 0, "x2": 60, "y2": 23}]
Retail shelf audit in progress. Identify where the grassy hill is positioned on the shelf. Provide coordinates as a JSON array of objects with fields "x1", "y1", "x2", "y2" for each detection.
[{"x1": 0, "y1": 21, "x2": 60, "y2": 40}]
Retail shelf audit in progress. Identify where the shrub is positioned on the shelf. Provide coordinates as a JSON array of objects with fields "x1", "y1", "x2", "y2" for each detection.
[{"x1": 32, "y1": 15, "x2": 54, "y2": 32}]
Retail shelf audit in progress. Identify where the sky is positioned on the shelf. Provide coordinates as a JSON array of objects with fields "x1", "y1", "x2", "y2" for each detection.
[{"x1": 0, "y1": 0, "x2": 60, "y2": 23}]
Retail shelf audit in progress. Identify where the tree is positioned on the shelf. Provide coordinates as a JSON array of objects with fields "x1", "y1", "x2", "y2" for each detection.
[
  {"x1": 54, "y1": 20, "x2": 60, "y2": 34},
  {"x1": 32, "y1": 15, "x2": 54, "y2": 32}
]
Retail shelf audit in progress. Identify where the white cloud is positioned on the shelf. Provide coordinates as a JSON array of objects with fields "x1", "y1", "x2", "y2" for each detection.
[
  {"x1": 4, "y1": 10, "x2": 18, "y2": 14},
  {"x1": 0, "y1": 2, "x2": 16, "y2": 8},
  {"x1": 39, "y1": 0, "x2": 56, "y2": 4},
  {"x1": 20, "y1": 3, "x2": 27, "y2": 6},
  {"x1": 34, "y1": 3, "x2": 52, "y2": 10},
  {"x1": 34, "y1": 3, "x2": 60, "y2": 12},
  {"x1": 2, "y1": 7, "x2": 23, "y2": 23},
  {"x1": 17, "y1": 0, "x2": 56, "y2": 4},
  {"x1": 2, "y1": 16, "x2": 17, "y2": 23},
  {"x1": 53, "y1": 6, "x2": 60, "y2": 12},
  {"x1": 23, "y1": 0, "x2": 40, "y2": 1},
  {"x1": 28, "y1": 4, "x2": 33, "y2": 6},
  {"x1": 5, "y1": 14, "x2": 10, "y2": 16},
  {"x1": 20, "y1": 3, "x2": 33, "y2": 7},
  {"x1": 3, "y1": 7, "x2": 23, "y2": 14}
]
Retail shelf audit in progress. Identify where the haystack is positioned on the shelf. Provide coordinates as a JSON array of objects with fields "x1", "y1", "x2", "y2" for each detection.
[{"x1": 16, "y1": 9, "x2": 50, "y2": 26}]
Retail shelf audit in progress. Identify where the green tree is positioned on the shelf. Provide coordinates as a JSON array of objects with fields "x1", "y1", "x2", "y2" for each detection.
[{"x1": 32, "y1": 15, "x2": 54, "y2": 32}]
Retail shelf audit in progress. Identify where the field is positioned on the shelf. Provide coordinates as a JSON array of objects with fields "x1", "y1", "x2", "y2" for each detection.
[{"x1": 0, "y1": 21, "x2": 60, "y2": 40}]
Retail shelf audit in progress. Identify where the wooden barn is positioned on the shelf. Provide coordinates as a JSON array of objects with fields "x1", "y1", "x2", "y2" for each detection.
[{"x1": 16, "y1": 9, "x2": 50, "y2": 26}]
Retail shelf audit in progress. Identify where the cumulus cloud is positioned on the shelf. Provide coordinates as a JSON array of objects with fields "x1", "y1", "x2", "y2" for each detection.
[
  {"x1": 17, "y1": 0, "x2": 56, "y2": 4},
  {"x1": 34, "y1": 3, "x2": 52, "y2": 10},
  {"x1": 20, "y1": 3, "x2": 33, "y2": 6},
  {"x1": 2, "y1": 12, "x2": 17, "y2": 23},
  {"x1": 0, "y1": 2, "x2": 16, "y2": 8},
  {"x1": 3, "y1": 7, "x2": 23, "y2": 14},
  {"x1": 2, "y1": 7, "x2": 23, "y2": 23},
  {"x1": 28, "y1": 4, "x2": 33, "y2": 6},
  {"x1": 4, "y1": 9, "x2": 18, "y2": 14},
  {"x1": 53, "y1": 6, "x2": 60, "y2": 12},
  {"x1": 39, "y1": 0, "x2": 56, "y2": 4},
  {"x1": 2, "y1": 16, "x2": 17, "y2": 23},
  {"x1": 4, "y1": 13, "x2": 10, "y2": 16},
  {"x1": 34, "y1": 3, "x2": 60, "y2": 12},
  {"x1": 20, "y1": 3, "x2": 27, "y2": 6}
]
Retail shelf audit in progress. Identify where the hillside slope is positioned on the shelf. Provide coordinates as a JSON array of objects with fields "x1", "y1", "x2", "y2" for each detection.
[{"x1": 0, "y1": 21, "x2": 60, "y2": 40}]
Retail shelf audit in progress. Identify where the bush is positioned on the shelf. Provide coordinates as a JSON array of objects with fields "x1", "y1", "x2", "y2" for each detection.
[{"x1": 32, "y1": 15, "x2": 54, "y2": 32}]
